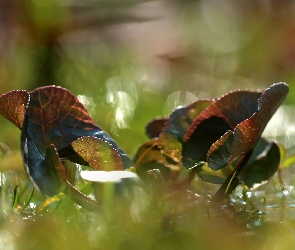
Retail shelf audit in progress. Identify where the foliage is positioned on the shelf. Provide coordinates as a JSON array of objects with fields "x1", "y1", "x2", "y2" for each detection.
[{"x1": 0, "y1": 83, "x2": 290, "y2": 211}]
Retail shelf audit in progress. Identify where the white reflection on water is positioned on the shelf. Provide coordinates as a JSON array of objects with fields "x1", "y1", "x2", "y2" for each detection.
[{"x1": 106, "y1": 76, "x2": 137, "y2": 129}]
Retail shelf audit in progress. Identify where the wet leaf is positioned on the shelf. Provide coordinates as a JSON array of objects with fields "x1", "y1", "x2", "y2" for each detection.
[
  {"x1": 0, "y1": 90, "x2": 29, "y2": 129},
  {"x1": 71, "y1": 136, "x2": 124, "y2": 171}
]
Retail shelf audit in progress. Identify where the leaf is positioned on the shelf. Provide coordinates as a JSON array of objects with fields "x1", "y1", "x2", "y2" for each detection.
[
  {"x1": 239, "y1": 140, "x2": 280, "y2": 189},
  {"x1": 278, "y1": 143, "x2": 287, "y2": 167},
  {"x1": 184, "y1": 91, "x2": 262, "y2": 136},
  {"x1": 158, "y1": 100, "x2": 212, "y2": 165},
  {"x1": 43, "y1": 143, "x2": 100, "y2": 211},
  {"x1": 20, "y1": 86, "x2": 132, "y2": 196},
  {"x1": 196, "y1": 162, "x2": 234, "y2": 184},
  {"x1": 21, "y1": 142, "x2": 66, "y2": 196},
  {"x1": 133, "y1": 138, "x2": 170, "y2": 180},
  {"x1": 182, "y1": 116, "x2": 232, "y2": 168},
  {"x1": 198, "y1": 138, "x2": 281, "y2": 189},
  {"x1": 182, "y1": 91, "x2": 262, "y2": 169},
  {"x1": 280, "y1": 155, "x2": 295, "y2": 170},
  {"x1": 71, "y1": 136, "x2": 124, "y2": 171},
  {"x1": 45, "y1": 144, "x2": 68, "y2": 182},
  {"x1": 181, "y1": 83, "x2": 288, "y2": 170},
  {"x1": 37, "y1": 193, "x2": 65, "y2": 213},
  {"x1": 207, "y1": 83, "x2": 288, "y2": 170},
  {"x1": 205, "y1": 131, "x2": 234, "y2": 170},
  {"x1": 0, "y1": 90, "x2": 29, "y2": 129},
  {"x1": 145, "y1": 118, "x2": 167, "y2": 139}
]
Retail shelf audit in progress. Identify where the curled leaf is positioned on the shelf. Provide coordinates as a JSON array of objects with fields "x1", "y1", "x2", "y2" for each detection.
[
  {"x1": 182, "y1": 83, "x2": 288, "y2": 170},
  {"x1": 207, "y1": 83, "x2": 288, "y2": 170}
]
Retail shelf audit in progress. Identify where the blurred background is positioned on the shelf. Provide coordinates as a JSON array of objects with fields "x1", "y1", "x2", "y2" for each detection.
[{"x1": 1, "y1": 0, "x2": 295, "y2": 154}]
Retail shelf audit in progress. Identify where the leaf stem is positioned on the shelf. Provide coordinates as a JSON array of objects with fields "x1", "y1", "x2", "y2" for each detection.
[
  {"x1": 103, "y1": 182, "x2": 115, "y2": 220},
  {"x1": 212, "y1": 149, "x2": 254, "y2": 204},
  {"x1": 64, "y1": 181, "x2": 100, "y2": 211}
]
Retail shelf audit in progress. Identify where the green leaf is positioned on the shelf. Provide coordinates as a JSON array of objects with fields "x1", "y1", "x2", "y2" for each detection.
[
  {"x1": 278, "y1": 143, "x2": 287, "y2": 166},
  {"x1": 71, "y1": 136, "x2": 124, "y2": 171},
  {"x1": 196, "y1": 162, "x2": 234, "y2": 184},
  {"x1": 280, "y1": 155, "x2": 295, "y2": 170},
  {"x1": 133, "y1": 138, "x2": 170, "y2": 180}
]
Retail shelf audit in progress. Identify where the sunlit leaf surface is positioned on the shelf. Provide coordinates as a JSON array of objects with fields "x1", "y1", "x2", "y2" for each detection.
[
  {"x1": 0, "y1": 90, "x2": 29, "y2": 129},
  {"x1": 71, "y1": 136, "x2": 124, "y2": 170}
]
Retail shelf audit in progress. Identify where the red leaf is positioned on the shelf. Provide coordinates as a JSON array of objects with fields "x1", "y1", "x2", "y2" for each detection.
[
  {"x1": 0, "y1": 90, "x2": 29, "y2": 129},
  {"x1": 27, "y1": 86, "x2": 98, "y2": 152},
  {"x1": 158, "y1": 100, "x2": 212, "y2": 163},
  {"x1": 145, "y1": 118, "x2": 168, "y2": 139},
  {"x1": 207, "y1": 83, "x2": 289, "y2": 169},
  {"x1": 184, "y1": 91, "x2": 262, "y2": 141},
  {"x1": 20, "y1": 86, "x2": 132, "y2": 195}
]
